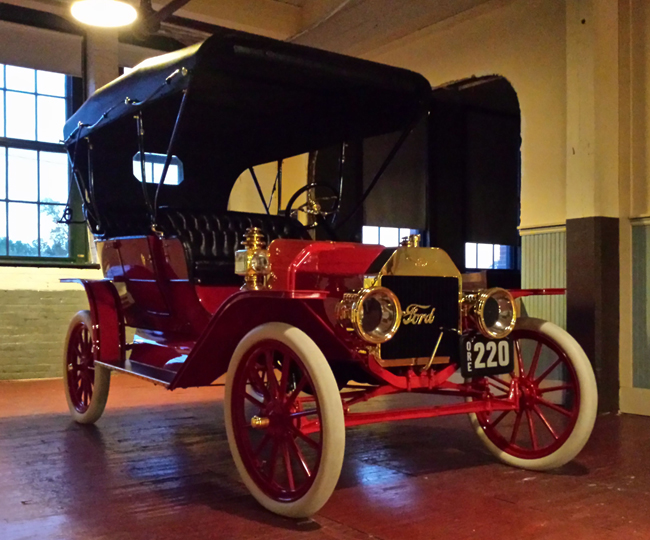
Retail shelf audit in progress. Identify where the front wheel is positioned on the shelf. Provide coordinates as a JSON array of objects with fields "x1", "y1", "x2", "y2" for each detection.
[
  {"x1": 224, "y1": 323, "x2": 345, "y2": 518},
  {"x1": 468, "y1": 317, "x2": 597, "y2": 470},
  {"x1": 63, "y1": 310, "x2": 111, "y2": 424}
]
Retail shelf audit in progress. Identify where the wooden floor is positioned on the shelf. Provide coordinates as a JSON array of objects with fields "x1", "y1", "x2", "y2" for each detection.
[{"x1": 0, "y1": 376, "x2": 649, "y2": 540}]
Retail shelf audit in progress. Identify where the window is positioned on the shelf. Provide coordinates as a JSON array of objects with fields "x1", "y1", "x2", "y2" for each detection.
[
  {"x1": 133, "y1": 152, "x2": 184, "y2": 185},
  {"x1": 465, "y1": 242, "x2": 519, "y2": 270},
  {"x1": 0, "y1": 63, "x2": 81, "y2": 261},
  {"x1": 362, "y1": 226, "x2": 418, "y2": 247}
]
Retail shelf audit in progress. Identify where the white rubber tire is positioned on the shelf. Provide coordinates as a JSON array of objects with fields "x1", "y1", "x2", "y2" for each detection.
[
  {"x1": 63, "y1": 310, "x2": 111, "y2": 424},
  {"x1": 224, "y1": 323, "x2": 345, "y2": 518},
  {"x1": 469, "y1": 317, "x2": 598, "y2": 471}
]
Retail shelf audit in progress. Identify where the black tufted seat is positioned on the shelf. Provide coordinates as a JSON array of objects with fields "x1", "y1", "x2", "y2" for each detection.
[{"x1": 157, "y1": 208, "x2": 310, "y2": 285}]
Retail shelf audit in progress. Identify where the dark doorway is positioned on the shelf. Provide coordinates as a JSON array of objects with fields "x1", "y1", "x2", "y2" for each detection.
[{"x1": 429, "y1": 76, "x2": 521, "y2": 288}]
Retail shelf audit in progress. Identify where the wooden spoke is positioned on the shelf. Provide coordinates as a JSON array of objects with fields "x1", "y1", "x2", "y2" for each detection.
[
  {"x1": 514, "y1": 340, "x2": 525, "y2": 378},
  {"x1": 510, "y1": 409, "x2": 524, "y2": 444},
  {"x1": 537, "y1": 397, "x2": 572, "y2": 417},
  {"x1": 282, "y1": 441, "x2": 295, "y2": 491},
  {"x1": 248, "y1": 368, "x2": 271, "y2": 401},
  {"x1": 528, "y1": 342, "x2": 543, "y2": 379},
  {"x1": 525, "y1": 408, "x2": 538, "y2": 450},
  {"x1": 286, "y1": 377, "x2": 307, "y2": 406},
  {"x1": 535, "y1": 358, "x2": 562, "y2": 385},
  {"x1": 291, "y1": 425, "x2": 319, "y2": 449},
  {"x1": 288, "y1": 436, "x2": 311, "y2": 479},
  {"x1": 487, "y1": 376, "x2": 511, "y2": 392},
  {"x1": 539, "y1": 384, "x2": 574, "y2": 394},
  {"x1": 489, "y1": 410, "x2": 510, "y2": 428},
  {"x1": 533, "y1": 404, "x2": 559, "y2": 440}
]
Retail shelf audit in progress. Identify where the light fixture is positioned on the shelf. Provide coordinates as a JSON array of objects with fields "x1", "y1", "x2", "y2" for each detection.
[{"x1": 71, "y1": 0, "x2": 138, "y2": 28}]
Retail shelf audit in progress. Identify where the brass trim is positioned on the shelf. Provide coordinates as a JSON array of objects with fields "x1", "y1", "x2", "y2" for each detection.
[
  {"x1": 251, "y1": 416, "x2": 270, "y2": 429},
  {"x1": 336, "y1": 287, "x2": 402, "y2": 344},
  {"x1": 369, "y1": 245, "x2": 463, "y2": 361},
  {"x1": 464, "y1": 287, "x2": 517, "y2": 339},
  {"x1": 375, "y1": 356, "x2": 450, "y2": 367},
  {"x1": 236, "y1": 227, "x2": 271, "y2": 290},
  {"x1": 400, "y1": 234, "x2": 421, "y2": 247}
]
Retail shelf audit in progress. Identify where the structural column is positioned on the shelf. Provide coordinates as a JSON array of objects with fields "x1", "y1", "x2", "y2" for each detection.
[
  {"x1": 565, "y1": 0, "x2": 624, "y2": 412},
  {"x1": 85, "y1": 28, "x2": 119, "y2": 97}
]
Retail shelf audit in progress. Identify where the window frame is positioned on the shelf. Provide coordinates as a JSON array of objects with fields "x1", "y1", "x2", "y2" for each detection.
[
  {"x1": 464, "y1": 242, "x2": 520, "y2": 271},
  {"x1": 362, "y1": 225, "x2": 419, "y2": 247},
  {"x1": 0, "y1": 70, "x2": 90, "y2": 268}
]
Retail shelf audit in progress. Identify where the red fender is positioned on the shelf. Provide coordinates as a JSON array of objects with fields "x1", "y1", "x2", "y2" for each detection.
[
  {"x1": 62, "y1": 279, "x2": 126, "y2": 365},
  {"x1": 169, "y1": 291, "x2": 353, "y2": 389}
]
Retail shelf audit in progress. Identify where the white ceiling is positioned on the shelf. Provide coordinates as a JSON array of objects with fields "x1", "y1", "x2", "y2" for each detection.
[{"x1": 5, "y1": 0, "x2": 494, "y2": 54}]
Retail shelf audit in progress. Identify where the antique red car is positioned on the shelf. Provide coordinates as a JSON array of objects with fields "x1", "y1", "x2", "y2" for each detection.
[{"x1": 61, "y1": 29, "x2": 598, "y2": 518}]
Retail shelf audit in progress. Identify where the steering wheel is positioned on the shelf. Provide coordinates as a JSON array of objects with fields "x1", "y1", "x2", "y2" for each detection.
[{"x1": 285, "y1": 183, "x2": 340, "y2": 231}]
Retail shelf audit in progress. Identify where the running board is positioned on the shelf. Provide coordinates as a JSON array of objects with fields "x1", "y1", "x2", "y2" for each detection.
[{"x1": 95, "y1": 360, "x2": 175, "y2": 388}]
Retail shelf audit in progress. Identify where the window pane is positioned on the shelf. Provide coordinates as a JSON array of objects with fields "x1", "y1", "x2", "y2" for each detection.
[
  {"x1": 37, "y1": 70, "x2": 66, "y2": 97},
  {"x1": 165, "y1": 164, "x2": 179, "y2": 185},
  {"x1": 133, "y1": 153, "x2": 184, "y2": 185},
  {"x1": 8, "y1": 148, "x2": 38, "y2": 202},
  {"x1": 493, "y1": 244, "x2": 513, "y2": 270},
  {"x1": 362, "y1": 225, "x2": 379, "y2": 245},
  {"x1": 465, "y1": 242, "x2": 477, "y2": 269},
  {"x1": 133, "y1": 158, "x2": 154, "y2": 182},
  {"x1": 0, "y1": 147, "x2": 5, "y2": 200},
  {"x1": 477, "y1": 243, "x2": 494, "y2": 269},
  {"x1": 0, "y1": 92, "x2": 4, "y2": 137},
  {"x1": 0, "y1": 65, "x2": 4, "y2": 88},
  {"x1": 6, "y1": 92, "x2": 36, "y2": 140},
  {"x1": 37, "y1": 96, "x2": 66, "y2": 143},
  {"x1": 380, "y1": 227, "x2": 399, "y2": 247},
  {"x1": 152, "y1": 162, "x2": 181, "y2": 186},
  {"x1": 8, "y1": 202, "x2": 38, "y2": 256},
  {"x1": 6, "y1": 65, "x2": 35, "y2": 92},
  {"x1": 40, "y1": 152, "x2": 68, "y2": 203},
  {"x1": 40, "y1": 204, "x2": 69, "y2": 257},
  {"x1": 399, "y1": 228, "x2": 413, "y2": 243},
  {"x1": 0, "y1": 203, "x2": 6, "y2": 256}
]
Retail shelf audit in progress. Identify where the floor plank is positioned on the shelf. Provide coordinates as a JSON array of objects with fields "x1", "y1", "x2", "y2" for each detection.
[{"x1": 0, "y1": 377, "x2": 648, "y2": 540}]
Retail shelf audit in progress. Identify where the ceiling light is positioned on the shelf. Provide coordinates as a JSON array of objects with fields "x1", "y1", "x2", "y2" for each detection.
[{"x1": 71, "y1": 0, "x2": 138, "y2": 28}]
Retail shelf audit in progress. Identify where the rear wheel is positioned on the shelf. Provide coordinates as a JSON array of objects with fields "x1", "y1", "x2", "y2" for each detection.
[
  {"x1": 468, "y1": 317, "x2": 597, "y2": 470},
  {"x1": 63, "y1": 310, "x2": 110, "y2": 424},
  {"x1": 225, "y1": 323, "x2": 345, "y2": 518}
]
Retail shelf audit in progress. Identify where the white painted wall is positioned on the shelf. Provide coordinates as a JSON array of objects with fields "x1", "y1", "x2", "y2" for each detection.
[{"x1": 361, "y1": 0, "x2": 567, "y2": 230}]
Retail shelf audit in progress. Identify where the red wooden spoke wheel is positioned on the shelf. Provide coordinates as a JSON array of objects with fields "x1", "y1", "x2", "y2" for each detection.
[
  {"x1": 469, "y1": 317, "x2": 597, "y2": 470},
  {"x1": 225, "y1": 323, "x2": 344, "y2": 518},
  {"x1": 63, "y1": 310, "x2": 110, "y2": 424}
]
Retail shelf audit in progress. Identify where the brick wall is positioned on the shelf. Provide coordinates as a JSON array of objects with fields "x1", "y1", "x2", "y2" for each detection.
[{"x1": 0, "y1": 290, "x2": 90, "y2": 380}]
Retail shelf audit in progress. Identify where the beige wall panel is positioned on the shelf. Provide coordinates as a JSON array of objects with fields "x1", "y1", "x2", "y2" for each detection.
[
  {"x1": 0, "y1": 20, "x2": 82, "y2": 77},
  {"x1": 521, "y1": 228, "x2": 567, "y2": 328},
  {"x1": 365, "y1": 0, "x2": 567, "y2": 230},
  {"x1": 228, "y1": 154, "x2": 309, "y2": 215},
  {"x1": 630, "y1": 0, "x2": 650, "y2": 218}
]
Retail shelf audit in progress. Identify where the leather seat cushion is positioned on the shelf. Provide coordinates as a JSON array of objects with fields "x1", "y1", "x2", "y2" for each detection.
[{"x1": 157, "y1": 208, "x2": 310, "y2": 284}]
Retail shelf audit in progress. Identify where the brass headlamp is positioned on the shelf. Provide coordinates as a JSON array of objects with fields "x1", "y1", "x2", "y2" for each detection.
[
  {"x1": 463, "y1": 287, "x2": 517, "y2": 339},
  {"x1": 235, "y1": 227, "x2": 271, "y2": 290},
  {"x1": 336, "y1": 287, "x2": 402, "y2": 344}
]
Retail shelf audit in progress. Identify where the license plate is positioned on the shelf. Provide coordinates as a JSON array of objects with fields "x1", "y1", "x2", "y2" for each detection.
[{"x1": 461, "y1": 334, "x2": 514, "y2": 378}]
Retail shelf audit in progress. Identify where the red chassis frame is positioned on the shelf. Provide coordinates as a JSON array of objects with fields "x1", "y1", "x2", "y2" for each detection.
[{"x1": 65, "y1": 235, "x2": 565, "y2": 431}]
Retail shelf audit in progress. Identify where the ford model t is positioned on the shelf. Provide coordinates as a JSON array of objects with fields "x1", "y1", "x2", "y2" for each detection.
[{"x1": 62, "y1": 29, "x2": 597, "y2": 518}]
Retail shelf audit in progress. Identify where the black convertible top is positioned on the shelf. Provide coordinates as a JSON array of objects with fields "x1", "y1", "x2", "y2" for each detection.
[
  {"x1": 63, "y1": 28, "x2": 430, "y2": 236},
  {"x1": 64, "y1": 28, "x2": 430, "y2": 166}
]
